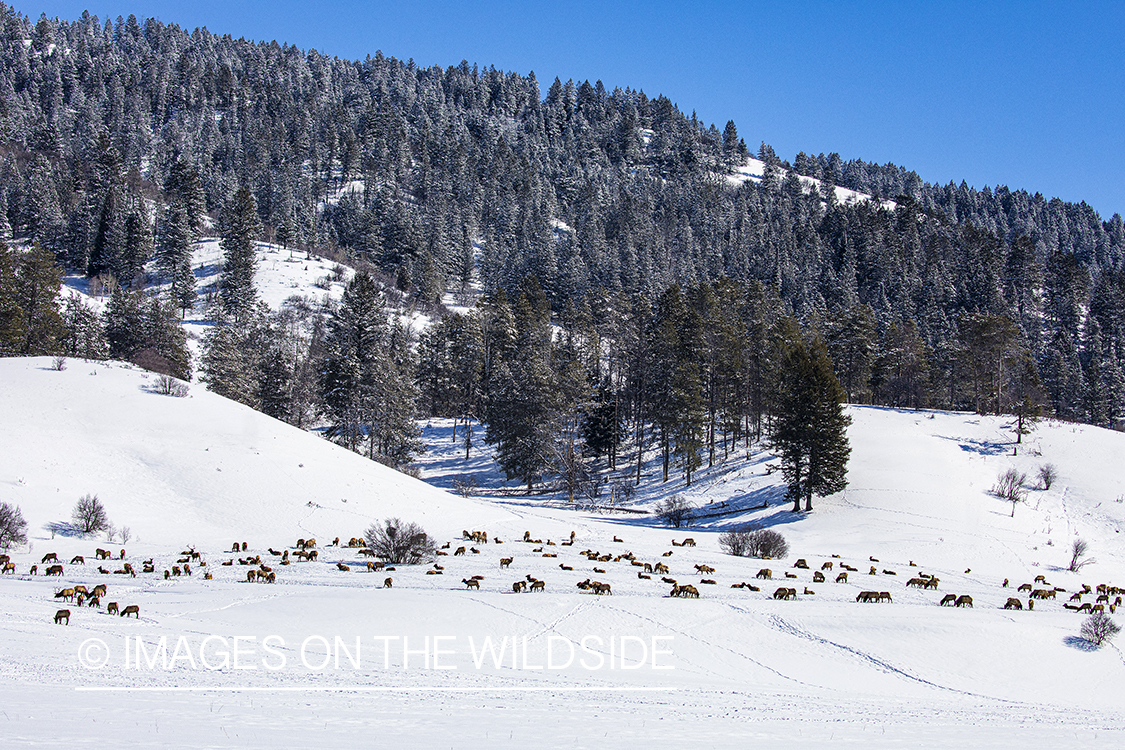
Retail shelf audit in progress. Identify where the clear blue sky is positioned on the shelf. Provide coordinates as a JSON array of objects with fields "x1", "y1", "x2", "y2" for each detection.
[{"x1": 24, "y1": 1, "x2": 1125, "y2": 219}]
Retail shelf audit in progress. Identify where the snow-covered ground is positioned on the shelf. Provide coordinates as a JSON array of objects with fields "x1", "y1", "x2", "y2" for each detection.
[{"x1": 2, "y1": 357, "x2": 1124, "y2": 747}]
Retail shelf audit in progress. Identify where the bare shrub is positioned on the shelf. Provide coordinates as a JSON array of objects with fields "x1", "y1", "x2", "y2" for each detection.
[
  {"x1": 0, "y1": 501, "x2": 28, "y2": 548},
  {"x1": 656, "y1": 495, "x2": 694, "y2": 528},
  {"x1": 363, "y1": 518, "x2": 435, "y2": 564},
  {"x1": 745, "y1": 527, "x2": 790, "y2": 559},
  {"x1": 51, "y1": 355, "x2": 67, "y2": 371},
  {"x1": 1037, "y1": 463, "x2": 1058, "y2": 490},
  {"x1": 1080, "y1": 612, "x2": 1121, "y2": 647},
  {"x1": 72, "y1": 493, "x2": 111, "y2": 535},
  {"x1": 1068, "y1": 538, "x2": 1094, "y2": 572},
  {"x1": 157, "y1": 374, "x2": 190, "y2": 397},
  {"x1": 993, "y1": 468, "x2": 1028, "y2": 516},
  {"x1": 119, "y1": 526, "x2": 131, "y2": 545},
  {"x1": 452, "y1": 475, "x2": 478, "y2": 498},
  {"x1": 718, "y1": 526, "x2": 754, "y2": 557}
]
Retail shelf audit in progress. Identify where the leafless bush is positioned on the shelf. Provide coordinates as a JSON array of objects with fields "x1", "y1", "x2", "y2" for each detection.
[
  {"x1": 157, "y1": 374, "x2": 190, "y2": 397},
  {"x1": 1080, "y1": 612, "x2": 1121, "y2": 647},
  {"x1": 51, "y1": 355, "x2": 67, "y2": 371},
  {"x1": 72, "y1": 493, "x2": 111, "y2": 535},
  {"x1": 119, "y1": 526, "x2": 131, "y2": 545},
  {"x1": 363, "y1": 518, "x2": 435, "y2": 564},
  {"x1": 1068, "y1": 538, "x2": 1094, "y2": 572},
  {"x1": 452, "y1": 475, "x2": 478, "y2": 497},
  {"x1": 993, "y1": 468, "x2": 1028, "y2": 516},
  {"x1": 1037, "y1": 463, "x2": 1058, "y2": 490},
  {"x1": 0, "y1": 501, "x2": 28, "y2": 548},
  {"x1": 656, "y1": 495, "x2": 694, "y2": 528},
  {"x1": 719, "y1": 526, "x2": 754, "y2": 557},
  {"x1": 745, "y1": 527, "x2": 790, "y2": 559}
]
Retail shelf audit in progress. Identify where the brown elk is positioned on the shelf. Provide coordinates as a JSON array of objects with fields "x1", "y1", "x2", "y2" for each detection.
[
  {"x1": 383, "y1": 577, "x2": 393, "y2": 588},
  {"x1": 529, "y1": 580, "x2": 545, "y2": 592},
  {"x1": 803, "y1": 587, "x2": 815, "y2": 595},
  {"x1": 954, "y1": 595, "x2": 973, "y2": 608},
  {"x1": 756, "y1": 568, "x2": 772, "y2": 579},
  {"x1": 45, "y1": 564, "x2": 64, "y2": 576},
  {"x1": 28, "y1": 565, "x2": 37, "y2": 575},
  {"x1": 54, "y1": 609, "x2": 70, "y2": 625},
  {"x1": 653, "y1": 562, "x2": 669, "y2": 574},
  {"x1": 1017, "y1": 583, "x2": 1033, "y2": 593},
  {"x1": 92, "y1": 585, "x2": 107, "y2": 598},
  {"x1": 681, "y1": 538, "x2": 696, "y2": 547},
  {"x1": 836, "y1": 572, "x2": 849, "y2": 583},
  {"x1": 107, "y1": 602, "x2": 120, "y2": 615},
  {"x1": 55, "y1": 588, "x2": 75, "y2": 601},
  {"x1": 794, "y1": 559, "x2": 809, "y2": 569},
  {"x1": 821, "y1": 561, "x2": 833, "y2": 571},
  {"x1": 454, "y1": 546, "x2": 467, "y2": 556},
  {"x1": 662, "y1": 551, "x2": 674, "y2": 557},
  {"x1": 462, "y1": 578, "x2": 480, "y2": 590},
  {"x1": 41, "y1": 552, "x2": 58, "y2": 564},
  {"x1": 700, "y1": 579, "x2": 717, "y2": 585},
  {"x1": 337, "y1": 562, "x2": 350, "y2": 572},
  {"x1": 593, "y1": 567, "x2": 606, "y2": 574},
  {"x1": 773, "y1": 587, "x2": 796, "y2": 600},
  {"x1": 638, "y1": 572, "x2": 651, "y2": 579},
  {"x1": 96, "y1": 548, "x2": 111, "y2": 559},
  {"x1": 1, "y1": 562, "x2": 14, "y2": 574},
  {"x1": 695, "y1": 564, "x2": 715, "y2": 574},
  {"x1": 592, "y1": 582, "x2": 612, "y2": 595},
  {"x1": 939, "y1": 594, "x2": 957, "y2": 606},
  {"x1": 813, "y1": 571, "x2": 825, "y2": 583},
  {"x1": 121, "y1": 605, "x2": 140, "y2": 618},
  {"x1": 70, "y1": 555, "x2": 85, "y2": 565},
  {"x1": 499, "y1": 557, "x2": 513, "y2": 569},
  {"x1": 512, "y1": 581, "x2": 527, "y2": 593}
]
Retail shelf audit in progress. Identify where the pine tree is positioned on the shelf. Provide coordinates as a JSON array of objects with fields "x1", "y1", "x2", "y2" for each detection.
[
  {"x1": 218, "y1": 186, "x2": 261, "y2": 320},
  {"x1": 0, "y1": 244, "x2": 26, "y2": 355},
  {"x1": 771, "y1": 329, "x2": 851, "y2": 512},
  {"x1": 14, "y1": 244, "x2": 64, "y2": 355}
]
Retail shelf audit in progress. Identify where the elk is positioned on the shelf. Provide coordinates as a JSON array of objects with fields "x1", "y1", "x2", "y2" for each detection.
[
  {"x1": 70, "y1": 555, "x2": 85, "y2": 565},
  {"x1": 700, "y1": 579, "x2": 717, "y2": 585},
  {"x1": 756, "y1": 569, "x2": 772, "y2": 579},
  {"x1": 121, "y1": 605, "x2": 140, "y2": 618},
  {"x1": 653, "y1": 563, "x2": 669, "y2": 574},
  {"x1": 803, "y1": 587, "x2": 815, "y2": 595},
  {"x1": 1, "y1": 562, "x2": 14, "y2": 574},
  {"x1": 695, "y1": 564, "x2": 715, "y2": 574},
  {"x1": 96, "y1": 548, "x2": 111, "y2": 560},
  {"x1": 560, "y1": 564, "x2": 574, "y2": 571},
  {"x1": 529, "y1": 580, "x2": 545, "y2": 592},
  {"x1": 592, "y1": 582, "x2": 612, "y2": 595},
  {"x1": 54, "y1": 609, "x2": 70, "y2": 625},
  {"x1": 954, "y1": 595, "x2": 973, "y2": 608},
  {"x1": 462, "y1": 578, "x2": 480, "y2": 590},
  {"x1": 41, "y1": 552, "x2": 58, "y2": 564},
  {"x1": 499, "y1": 557, "x2": 513, "y2": 569},
  {"x1": 337, "y1": 563, "x2": 350, "y2": 572},
  {"x1": 55, "y1": 588, "x2": 75, "y2": 601},
  {"x1": 455, "y1": 547, "x2": 467, "y2": 556},
  {"x1": 613, "y1": 536, "x2": 624, "y2": 543},
  {"x1": 45, "y1": 564, "x2": 64, "y2": 576},
  {"x1": 835, "y1": 572, "x2": 849, "y2": 583},
  {"x1": 513, "y1": 581, "x2": 527, "y2": 593},
  {"x1": 813, "y1": 571, "x2": 825, "y2": 583},
  {"x1": 383, "y1": 577, "x2": 393, "y2": 588},
  {"x1": 107, "y1": 602, "x2": 120, "y2": 615},
  {"x1": 638, "y1": 572, "x2": 651, "y2": 580},
  {"x1": 681, "y1": 538, "x2": 696, "y2": 547},
  {"x1": 773, "y1": 587, "x2": 796, "y2": 600},
  {"x1": 820, "y1": 561, "x2": 833, "y2": 571},
  {"x1": 593, "y1": 568, "x2": 606, "y2": 574}
]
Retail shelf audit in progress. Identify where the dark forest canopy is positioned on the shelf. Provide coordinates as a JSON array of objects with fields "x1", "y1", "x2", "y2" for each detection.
[{"x1": 0, "y1": 3, "x2": 1122, "y2": 460}]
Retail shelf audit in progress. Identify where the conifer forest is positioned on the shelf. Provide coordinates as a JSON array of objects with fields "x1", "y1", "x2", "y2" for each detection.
[{"x1": 1, "y1": 5, "x2": 1123, "y2": 502}]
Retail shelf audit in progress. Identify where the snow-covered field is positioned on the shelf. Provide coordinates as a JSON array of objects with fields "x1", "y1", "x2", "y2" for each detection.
[{"x1": 2, "y1": 356, "x2": 1124, "y2": 748}]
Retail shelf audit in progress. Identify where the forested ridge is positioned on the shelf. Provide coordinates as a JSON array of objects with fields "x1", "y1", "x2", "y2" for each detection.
[{"x1": 1, "y1": 5, "x2": 1122, "y2": 496}]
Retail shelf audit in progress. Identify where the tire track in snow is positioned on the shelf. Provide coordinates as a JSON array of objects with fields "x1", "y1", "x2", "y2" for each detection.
[{"x1": 758, "y1": 610, "x2": 1035, "y2": 707}]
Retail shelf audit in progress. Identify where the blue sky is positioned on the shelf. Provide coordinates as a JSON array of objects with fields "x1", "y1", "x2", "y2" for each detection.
[{"x1": 25, "y1": 1, "x2": 1125, "y2": 219}]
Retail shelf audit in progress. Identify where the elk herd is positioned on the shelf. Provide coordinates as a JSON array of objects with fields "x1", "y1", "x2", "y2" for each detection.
[{"x1": 11, "y1": 527, "x2": 1122, "y2": 629}]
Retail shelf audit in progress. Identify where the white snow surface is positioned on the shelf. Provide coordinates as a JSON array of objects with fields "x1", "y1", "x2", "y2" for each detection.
[{"x1": 2, "y1": 356, "x2": 1125, "y2": 748}]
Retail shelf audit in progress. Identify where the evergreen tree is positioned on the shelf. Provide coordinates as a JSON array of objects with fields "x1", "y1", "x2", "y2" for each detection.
[
  {"x1": 218, "y1": 186, "x2": 261, "y2": 320},
  {"x1": 14, "y1": 244, "x2": 64, "y2": 355},
  {"x1": 771, "y1": 329, "x2": 851, "y2": 512}
]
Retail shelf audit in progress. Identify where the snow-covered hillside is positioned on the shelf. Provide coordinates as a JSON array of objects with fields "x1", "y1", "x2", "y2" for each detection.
[{"x1": 2, "y1": 357, "x2": 1124, "y2": 748}]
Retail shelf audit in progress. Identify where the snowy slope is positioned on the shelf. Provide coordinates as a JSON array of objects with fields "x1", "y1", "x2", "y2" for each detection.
[{"x1": 2, "y1": 358, "x2": 1124, "y2": 748}]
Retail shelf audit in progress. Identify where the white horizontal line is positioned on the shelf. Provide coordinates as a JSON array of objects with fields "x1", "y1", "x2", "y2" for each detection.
[{"x1": 75, "y1": 685, "x2": 677, "y2": 693}]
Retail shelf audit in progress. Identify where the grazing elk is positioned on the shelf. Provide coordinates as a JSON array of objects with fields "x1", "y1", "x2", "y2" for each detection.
[
  {"x1": 107, "y1": 602, "x2": 120, "y2": 615},
  {"x1": 773, "y1": 587, "x2": 797, "y2": 600},
  {"x1": 756, "y1": 569, "x2": 772, "y2": 579},
  {"x1": 54, "y1": 609, "x2": 70, "y2": 625},
  {"x1": 41, "y1": 553, "x2": 58, "y2": 564},
  {"x1": 836, "y1": 572, "x2": 849, "y2": 583},
  {"x1": 462, "y1": 578, "x2": 480, "y2": 590},
  {"x1": 529, "y1": 580, "x2": 545, "y2": 592},
  {"x1": 383, "y1": 577, "x2": 393, "y2": 588},
  {"x1": 813, "y1": 571, "x2": 825, "y2": 583},
  {"x1": 121, "y1": 605, "x2": 140, "y2": 618},
  {"x1": 954, "y1": 595, "x2": 973, "y2": 608},
  {"x1": 70, "y1": 555, "x2": 85, "y2": 565},
  {"x1": 695, "y1": 564, "x2": 716, "y2": 575},
  {"x1": 45, "y1": 564, "x2": 64, "y2": 576},
  {"x1": 513, "y1": 581, "x2": 527, "y2": 593}
]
